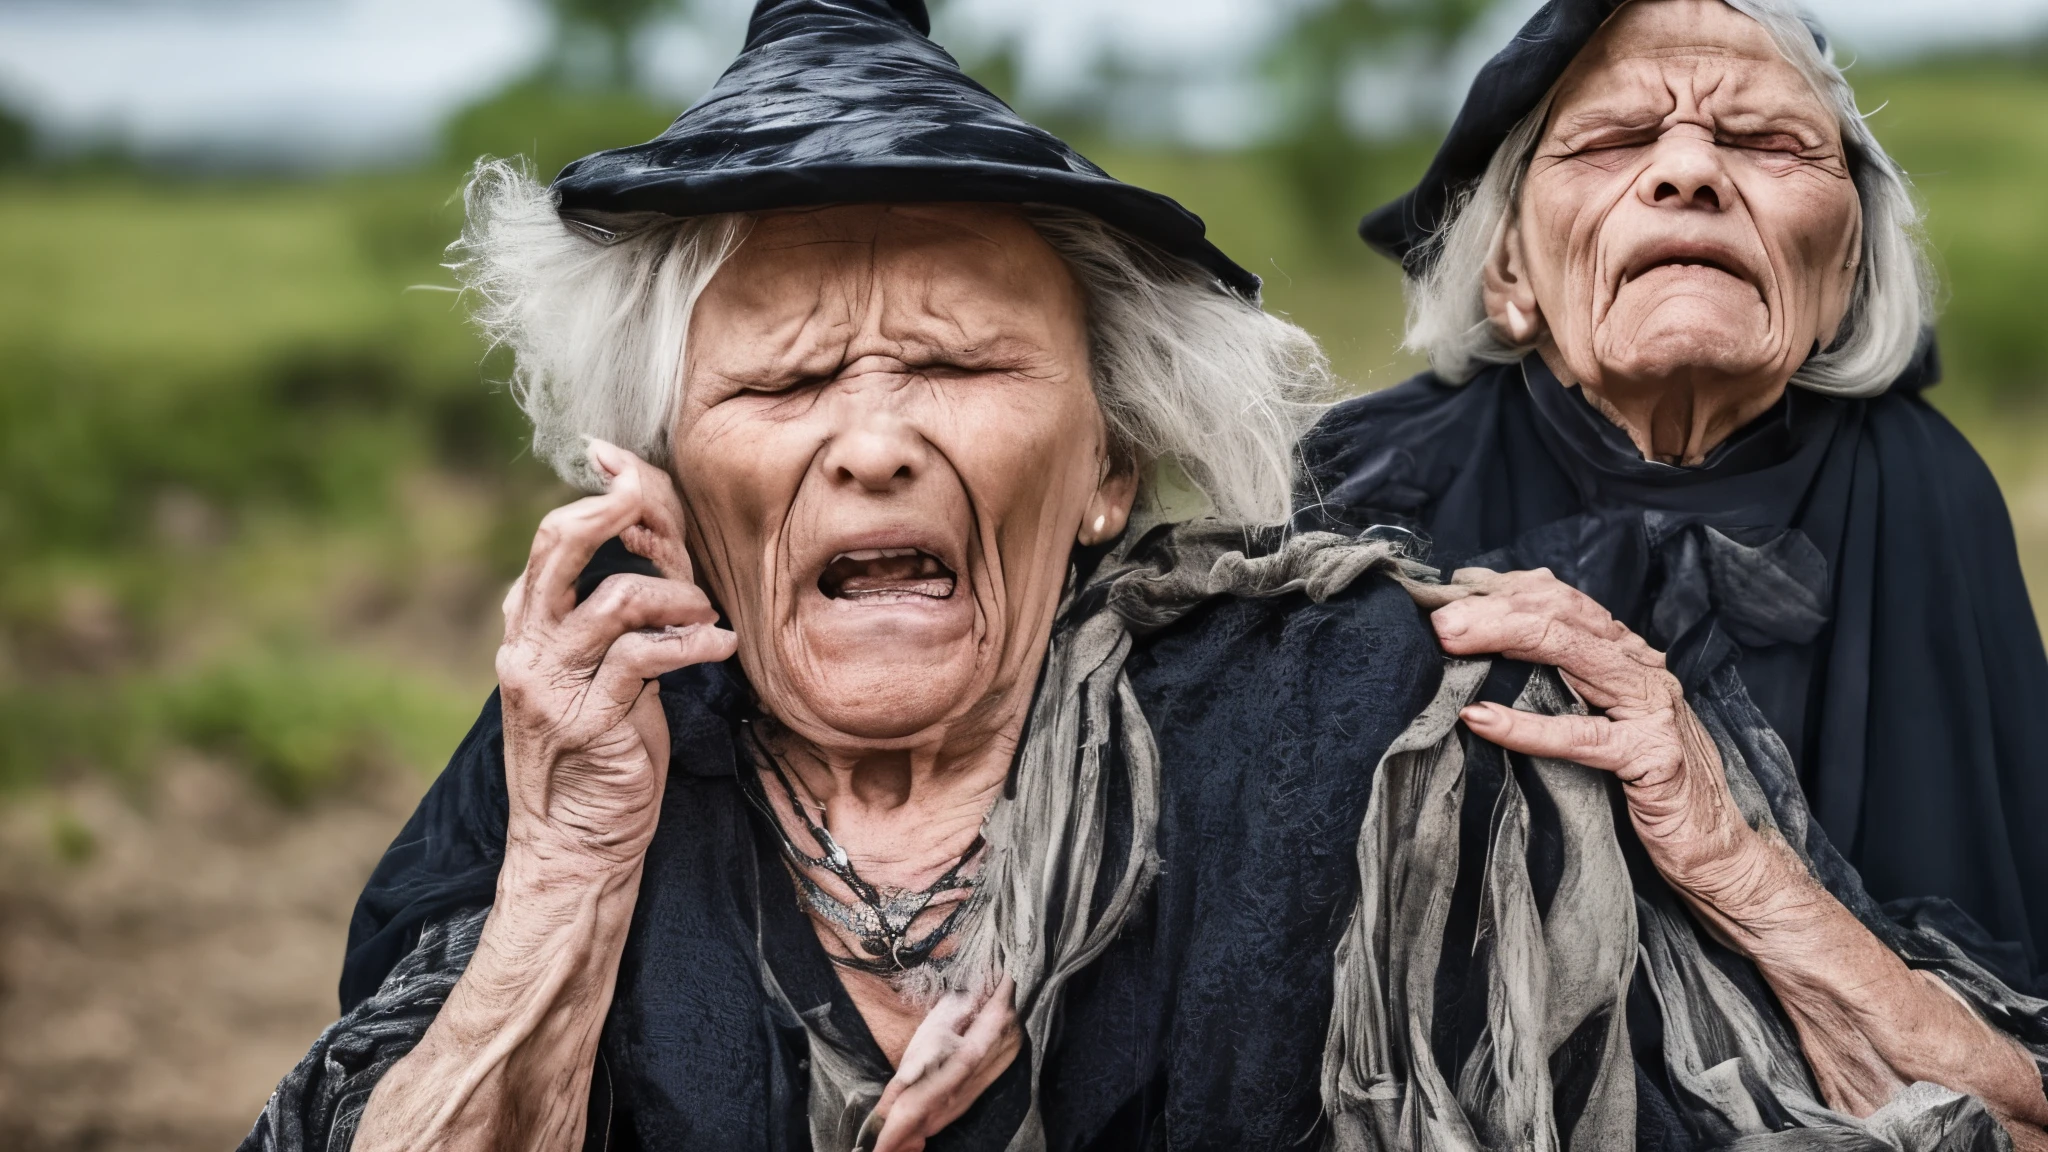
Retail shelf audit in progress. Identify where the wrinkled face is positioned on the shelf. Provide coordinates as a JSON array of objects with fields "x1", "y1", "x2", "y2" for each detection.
[
  {"x1": 1507, "y1": 0, "x2": 1862, "y2": 393},
  {"x1": 674, "y1": 203, "x2": 1127, "y2": 750}
]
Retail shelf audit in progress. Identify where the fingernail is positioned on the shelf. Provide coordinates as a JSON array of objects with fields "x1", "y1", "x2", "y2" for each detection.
[{"x1": 1460, "y1": 705, "x2": 1493, "y2": 725}]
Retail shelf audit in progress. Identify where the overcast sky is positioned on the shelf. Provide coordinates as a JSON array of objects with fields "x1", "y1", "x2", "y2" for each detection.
[{"x1": 1, "y1": 0, "x2": 2044, "y2": 164}]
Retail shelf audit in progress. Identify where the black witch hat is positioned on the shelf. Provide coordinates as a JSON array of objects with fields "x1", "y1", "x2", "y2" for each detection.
[
  {"x1": 1357, "y1": 0, "x2": 1627, "y2": 275},
  {"x1": 551, "y1": 0, "x2": 1260, "y2": 300}
]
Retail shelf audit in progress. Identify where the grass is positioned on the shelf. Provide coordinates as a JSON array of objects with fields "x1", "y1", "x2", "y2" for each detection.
[
  {"x1": 0, "y1": 170, "x2": 558, "y2": 804},
  {"x1": 2, "y1": 59, "x2": 2047, "y2": 805}
]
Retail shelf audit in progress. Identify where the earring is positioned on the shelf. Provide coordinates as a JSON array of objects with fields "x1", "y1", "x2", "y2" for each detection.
[
  {"x1": 1505, "y1": 301, "x2": 1533, "y2": 344},
  {"x1": 1093, "y1": 515, "x2": 1107, "y2": 535}
]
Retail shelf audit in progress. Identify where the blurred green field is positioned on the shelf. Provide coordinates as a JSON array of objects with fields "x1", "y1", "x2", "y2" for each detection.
[{"x1": 2, "y1": 61, "x2": 2046, "y2": 816}]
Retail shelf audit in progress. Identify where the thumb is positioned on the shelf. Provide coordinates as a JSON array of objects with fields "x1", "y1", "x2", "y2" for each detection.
[{"x1": 625, "y1": 681, "x2": 670, "y2": 780}]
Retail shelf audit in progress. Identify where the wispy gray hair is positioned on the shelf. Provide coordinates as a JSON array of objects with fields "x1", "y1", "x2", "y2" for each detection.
[
  {"x1": 450, "y1": 161, "x2": 1330, "y2": 523},
  {"x1": 1406, "y1": 0, "x2": 1935, "y2": 398}
]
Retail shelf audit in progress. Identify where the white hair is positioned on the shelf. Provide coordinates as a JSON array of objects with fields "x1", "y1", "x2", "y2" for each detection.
[
  {"x1": 450, "y1": 161, "x2": 1330, "y2": 523},
  {"x1": 1405, "y1": 0, "x2": 1934, "y2": 397}
]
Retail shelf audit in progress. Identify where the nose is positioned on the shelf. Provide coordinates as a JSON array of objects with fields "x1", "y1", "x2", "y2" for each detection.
[
  {"x1": 1635, "y1": 135, "x2": 1734, "y2": 212},
  {"x1": 817, "y1": 388, "x2": 923, "y2": 494}
]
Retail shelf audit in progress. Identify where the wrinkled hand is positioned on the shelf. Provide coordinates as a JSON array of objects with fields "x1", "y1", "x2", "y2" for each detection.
[
  {"x1": 1424, "y1": 567, "x2": 1767, "y2": 910},
  {"x1": 497, "y1": 439, "x2": 737, "y2": 870},
  {"x1": 864, "y1": 977, "x2": 1020, "y2": 1152}
]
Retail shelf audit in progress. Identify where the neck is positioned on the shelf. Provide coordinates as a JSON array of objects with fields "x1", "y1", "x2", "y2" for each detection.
[
  {"x1": 755, "y1": 709, "x2": 1020, "y2": 876},
  {"x1": 1539, "y1": 345, "x2": 1786, "y2": 467}
]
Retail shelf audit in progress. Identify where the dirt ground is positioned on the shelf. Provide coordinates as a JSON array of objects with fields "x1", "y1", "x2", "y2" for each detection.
[{"x1": 0, "y1": 756, "x2": 423, "y2": 1152}]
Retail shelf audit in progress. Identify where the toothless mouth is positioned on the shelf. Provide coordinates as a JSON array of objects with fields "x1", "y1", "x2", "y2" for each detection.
[
  {"x1": 817, "y1": 548, "x2": 958, "y2": 601},
  {"x1": 1634, "y1": 256, "x2": 1738, "y2": 279},
  {"x1": 1621, "y1": 242, "x2": 1757, "y2": 290}
]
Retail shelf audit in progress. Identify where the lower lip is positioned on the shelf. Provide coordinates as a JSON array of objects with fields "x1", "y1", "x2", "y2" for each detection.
[
  {"x1": 834, "y1": 587, "x2": 956, "y2": 604},
  {"x1": 808, "y1": 582, "x2": 970, "y2": 620},
  {"x1": 1633, "y1": 262, "x2": 1739, "y2": 281}
]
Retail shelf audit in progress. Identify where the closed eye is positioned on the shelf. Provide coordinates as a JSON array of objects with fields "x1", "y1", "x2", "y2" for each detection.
[
  {"x1": 1721, "y1": 132, "x2": 1815, "y2": 154},
  {"x1": 737, "y1": 374, "x2": 829, "y2": 397}
]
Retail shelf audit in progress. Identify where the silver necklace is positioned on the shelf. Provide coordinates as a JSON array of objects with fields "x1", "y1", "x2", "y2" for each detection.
[{"x1": 740, "y1": 721, "x2": 985, "y2": 975}]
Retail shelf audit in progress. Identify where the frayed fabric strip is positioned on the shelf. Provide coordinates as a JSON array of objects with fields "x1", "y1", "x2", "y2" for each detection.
[{"x1": 1321, "y1": 584, "x2": 2045, "y2": 1151}]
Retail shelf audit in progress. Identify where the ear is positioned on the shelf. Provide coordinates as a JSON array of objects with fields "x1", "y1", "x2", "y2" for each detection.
[
  {"x1": 1078, "y1": 460, "x2": 1140, "y2": 546},
  {"x1": 1482, "y1": 215, "x2": 1546, "y2": 348},
  {"x1": 1820, "y1": 209, "x2": 1864, "y2": 349}
]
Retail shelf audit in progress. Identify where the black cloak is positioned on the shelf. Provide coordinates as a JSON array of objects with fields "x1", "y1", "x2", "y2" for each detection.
[
  {"x1": 1302, "y1": 0, "x2": 2048, "y2": 971},
  {"x1": 253, "y1": 572, "x2": 1442, "y2": 1152},
  {"x1": 1305, "y1": 0, "x2": 2048, "y2": 987}
]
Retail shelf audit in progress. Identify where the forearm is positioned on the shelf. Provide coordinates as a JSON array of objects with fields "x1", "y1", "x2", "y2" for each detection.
[
  {"x1": 1693, "y1": 832, "x2": 2048, "y2": 1128},
  {"x1": 353, "y1": 846, "x2": 643, "y2": 1152}
]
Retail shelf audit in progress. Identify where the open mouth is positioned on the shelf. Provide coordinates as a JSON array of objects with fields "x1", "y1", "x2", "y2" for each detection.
[{"x1": 818, "y1": 548, "x2": 958, "y2": 601}]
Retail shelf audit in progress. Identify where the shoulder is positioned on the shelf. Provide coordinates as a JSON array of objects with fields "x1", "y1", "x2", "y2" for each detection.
[
  {"x1": 1300, "y1": 370, "x2": 1474, "y2": 477},
  {"x1": 1297, "y1": 367, "x2": 1511, "y2": 532},
  {"x1": 1857, "y1": 390, "x2": 2042, "y2": 632},
  {"x1": 1130, "y1": 568, "x2": 1439, "y2": 706},
  {"x1": 1864, "y1": 390, "x2": 2003, "y2": 495},
  {"x1": 1128, "y1": 570, "x2": 1442, "y2": 819},
  {"x1": 1860, "y1": 390, "x2": 2022, "y2": 557}
]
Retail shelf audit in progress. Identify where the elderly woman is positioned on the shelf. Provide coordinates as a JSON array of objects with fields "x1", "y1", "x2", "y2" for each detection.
[
  {"x1": 1303, "y1": 0, "x2": 2048, "y2": 989},
  {"x1": 241, "y1": 2, "x2": 1445, "y2": 1150},
  {"x1": 247, "y1": 0, "x2": 2048, "y2": 1149}
]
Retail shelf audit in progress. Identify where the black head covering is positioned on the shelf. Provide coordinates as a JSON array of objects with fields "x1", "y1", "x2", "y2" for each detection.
[
  {"x1": 1360, "y1": 0, "x2": 1841, "y2": 275},
  {"x1": 1360, "y1": 0, "x2": 1625, "y2": 274},
  {"x1": 551, "y1": 0, "x2": 1260, "y2": 299}
]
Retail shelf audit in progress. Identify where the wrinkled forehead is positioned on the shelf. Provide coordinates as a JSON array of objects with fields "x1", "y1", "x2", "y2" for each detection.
[
  {"x1": 699, "y1": 202, "x2": 1082, "y2": 333},
  {"x1": 1549, "y1": 0, "x2": 1832, "y2": 126}
]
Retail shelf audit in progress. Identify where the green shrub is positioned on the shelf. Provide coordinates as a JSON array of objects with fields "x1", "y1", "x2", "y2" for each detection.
[{"x1": 160, "y1": 650, "x2": 477, "y2": 806}]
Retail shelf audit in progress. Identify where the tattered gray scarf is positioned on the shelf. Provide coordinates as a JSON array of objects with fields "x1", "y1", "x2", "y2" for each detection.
[
  {"x1": 1318, "y1": 569, "x2": 2048, "y2": 1151},
  {"x1": 251, "y1": 520, "x2": 2048, "y2": 1152},
  {"x1": 796, "y1": 520, "x2": 2048, "y2": 1152},
  {"x1": 789, "y1": 521, "x2": 1436, "y2": 1151}
]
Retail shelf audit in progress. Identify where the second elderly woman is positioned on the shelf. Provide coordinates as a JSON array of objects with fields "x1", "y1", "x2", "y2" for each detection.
[{"x1": 1304, "y1": 0, "x2": 2048, "y2": 987}]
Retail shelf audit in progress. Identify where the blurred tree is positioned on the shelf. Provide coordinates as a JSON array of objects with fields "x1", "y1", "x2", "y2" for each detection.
[
  {"x1": 544, "y1": 0, "x2": 688, "y2": 89},
  {"x1": 1263, "y1": 0, "x2": 1498, "y2": 258},
  {"x1": 0, "y1": 100, "x2": 30, "y2": 169},
  {"x1": 926, "y1": 0, "x2": 1026, "y2": 109}
]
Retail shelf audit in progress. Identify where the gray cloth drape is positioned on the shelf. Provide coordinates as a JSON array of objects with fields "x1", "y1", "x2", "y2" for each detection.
[
  {"x1": 246, "y1": 522, "x2": 2048, "y2": 1151},
  {"x1": 243, "y1": 907, "x2": 489, "y2": 1152},
  {"x1": 799, "y1": 523, "x2": 1431, "y2": 1152},
  {"x1": 1321, "y1": 638, "x2": 2048, "y2": 1151}
]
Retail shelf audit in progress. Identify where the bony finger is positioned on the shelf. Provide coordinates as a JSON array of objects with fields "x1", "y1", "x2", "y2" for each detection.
[
  {"x1": 1440, "y1": 598, "x2": 1667, "y2": 701},
  {"x1": 1432, "y1": 597, "x2": 1556, "y2": 657},
  {"x1": 525, "y1": 490, "x2": 672, "y2": 622},
  {"x1": 597, "y1": 624, "x2": 737, "y2": 687},
  {"x1": 871, "y1": 1097, "x2": 935, "y2": 1152},
  {"x1": 1461, "y1": 703, "x2": 1630, "y2": 772},
  {"x1": 590, "y1": 440, "x2": 694, "y2": 579},
  {"x1": 1403, "y1": 581, "x2": 1475, "y2": 611},
  {"x1": 572, "y1": 573, "x2": 718, "y2": 636},
  {"x1": 969, "y1": 976, "x2": 1018, "y2": 1041},
  {"x1": 1448, "y1": 565, "x2": 1506, "y2": 588}
]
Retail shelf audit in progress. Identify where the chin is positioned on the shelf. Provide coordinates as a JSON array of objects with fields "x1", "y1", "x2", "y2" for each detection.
[
  {"x1": 1595, "y1": 294, "x2": 1776, "y2": 382},
  {"x1": 772, "y1": 603, "x2": 991, "y2": 741},
  {"x1": 786, "y1": 653, "x2": 983, "y2": 741}
]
